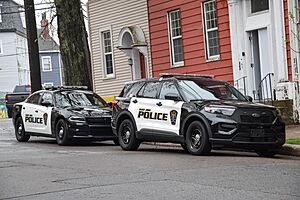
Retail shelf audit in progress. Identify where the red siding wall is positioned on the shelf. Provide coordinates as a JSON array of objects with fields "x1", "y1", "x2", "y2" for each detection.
[
  {"x1": 148, "y1": 0, "x2": 233, "y2": 83},
  {"x1": 284, "y1": 0, "x2": 292, "y2": 81}
]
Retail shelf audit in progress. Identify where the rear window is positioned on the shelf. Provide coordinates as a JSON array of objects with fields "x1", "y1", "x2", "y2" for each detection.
[{"x1": 14, "y1": 86, "x2": 31, "y2": 93}]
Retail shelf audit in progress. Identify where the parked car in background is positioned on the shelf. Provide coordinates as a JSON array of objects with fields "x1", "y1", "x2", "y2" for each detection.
[
  {"x1": 12, "y1": 86, "x2": 118, "y2": 145},
  {"x1": 112, "y1": 74, "x2": 285, "y2": 157},
  {"x1": 5, "y1": 85, "x2": 31, "y2": 118}
]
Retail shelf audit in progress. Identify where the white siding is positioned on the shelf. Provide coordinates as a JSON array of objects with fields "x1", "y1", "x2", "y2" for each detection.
[
  {"x1": 88, "y1": 0, "x2": 152, "y2": 97},
  {"x1": 0, "y1": 32, "x2": 30, "y2": 92}
]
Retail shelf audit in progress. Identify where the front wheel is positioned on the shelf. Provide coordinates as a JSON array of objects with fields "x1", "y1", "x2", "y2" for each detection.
[
  {"x1": 15, "y1": 117, "x2": 30, "y2": 142},
  {"x1": 185, "y1": 121, "x2": 211, "y2": 155},
  {"x1": 55, "y1": 119, "x2": 71, "y2": 145},
  {"x1": 118, "y1": 119, "x2": 140, "y2": 151}
]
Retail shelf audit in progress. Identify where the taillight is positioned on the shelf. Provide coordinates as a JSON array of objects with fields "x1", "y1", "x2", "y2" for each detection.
[
  {"x1": 111, "y1": 100, "x2": 118, "y2": 109},
  {"x1": 5, "y1": 95, "x2": 8, "y2": 103}
]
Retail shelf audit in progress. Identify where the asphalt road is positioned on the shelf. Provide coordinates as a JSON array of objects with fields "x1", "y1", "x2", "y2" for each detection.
[{"x1": 0, "y1": 118, "x2": 300, "y2": 200}]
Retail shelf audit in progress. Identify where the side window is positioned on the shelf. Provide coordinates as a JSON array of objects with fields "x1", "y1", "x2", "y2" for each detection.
[
  {"x1": 137, "y1": 82, "x2": 160, "y2": 98},
  {"x1": 159, "y1": 81, "x2": 180, "y2": 99},
  {"x1": 125, "y1": 82, "x2": 144, "y2": 98},
  {"x1": 26, "y1": 93, "x2": 42, "y2": 104},
  {"x1": 41, "y1": 93, "x2": 53, "y2": 105}
]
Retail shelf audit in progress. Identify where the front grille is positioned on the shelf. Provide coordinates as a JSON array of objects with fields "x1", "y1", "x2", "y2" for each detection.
[
  {"x1": 239, "y1": 109, "x2": 275, "y2": 124},
  {"x1": 86, "y1": 117, "x2": 111, "y2": 125}
]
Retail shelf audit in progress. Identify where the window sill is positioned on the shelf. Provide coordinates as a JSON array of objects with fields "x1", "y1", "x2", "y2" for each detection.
[
  {"x1": 249, "y1": 10, "x2": 269, "y2": 16},
  {"x1": 43, "y1": 70, "x2": 52, "y2": 72},
  {"x1": 102, "y1": 74, "x2": 116, "y2": 80},
  {"x1": 171, "y1": 62, "x2": 184, "y2": 68},
  {"x1": 206, "y1": 56, "x2": 220, "y2": 63}
]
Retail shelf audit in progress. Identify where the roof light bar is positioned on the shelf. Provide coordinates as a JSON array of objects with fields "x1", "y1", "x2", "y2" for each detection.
[
  {"x1": 43, "y1": 86, "x2": 89, "y2": 90},
  {"x1": 159, "y1": 73, "x2": 213, "y2": 79}
]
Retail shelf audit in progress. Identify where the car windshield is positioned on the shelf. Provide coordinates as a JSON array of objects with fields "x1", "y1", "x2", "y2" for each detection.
[
  {"x1": 55, "y1": 91, "x2": 108, "y2": 108},
  {"x1": 178, "y1": 79, "x2": 247, "y2": 101}
]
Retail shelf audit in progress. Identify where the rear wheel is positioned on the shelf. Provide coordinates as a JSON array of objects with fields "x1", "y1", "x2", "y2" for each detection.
[
  {"x1": 55, "y1": 119, "x2": 71, "y2": 145},
  {"x1": 15, "y1": 117, "x2": 30, "y2": 142},
  {"x1": 118, "y1": 119, "x2": 140, "y2": 151},
  {"x1": 185, "y1": 121, "x2": 211, "y2": 155}
]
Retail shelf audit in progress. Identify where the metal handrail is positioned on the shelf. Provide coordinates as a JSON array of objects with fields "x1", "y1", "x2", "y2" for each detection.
[
  {"x1": 234, "y1": 76, "x2": 247, "y2": 96},
  {"x1": 258, "y1": 72, "x2": 275, "y2": 104}
]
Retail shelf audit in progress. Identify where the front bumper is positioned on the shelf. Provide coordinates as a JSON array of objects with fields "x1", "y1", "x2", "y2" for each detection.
[
  {"x1": 67, "y1": 120, "x2": 116, "y2": 140},
  {"x1": 209, "y1": 117, "x2": 285, "y2": 149}
]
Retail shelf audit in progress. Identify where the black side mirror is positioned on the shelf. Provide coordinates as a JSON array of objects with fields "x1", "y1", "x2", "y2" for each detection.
[
  {"x1": 165, "y1": 93, "x2": 181, "y2": 101},
  {"x1": 41, "y1": 101, "x2": 53, "y2": 107},
  {"x1": 246, "y1": 95, "x2": 253, "y2": 102},
  {"x1": 107, "y1": 102, "x2": 113, "y2": 107}
]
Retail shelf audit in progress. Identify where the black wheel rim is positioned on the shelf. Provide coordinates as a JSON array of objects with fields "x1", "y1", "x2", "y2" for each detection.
[
  {"x1": 190, "y1": 128, "x2": 202, "y2": 149},
  {"x1": 17, "y1": 121, "x2": 23, "y2": 136},
  {"x1": 121, "y1": 125, "x2": 131, "y2": 144},
  {"x1": 58, "y1": 124, "x2": 64, "y2": 139}
]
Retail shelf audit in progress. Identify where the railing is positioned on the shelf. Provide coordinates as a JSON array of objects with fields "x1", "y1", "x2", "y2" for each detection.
[
  {"x1": 234, "y1": 76, "x2": 247, "y2": 96},
  {"x1": 258, "y1": 72, "x2": 276, "y2": 104}
]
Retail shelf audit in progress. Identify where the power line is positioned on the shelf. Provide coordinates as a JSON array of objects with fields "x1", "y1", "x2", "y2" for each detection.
[{"x1": 0, "y1": 6, "x2": 55, "y2": 15}]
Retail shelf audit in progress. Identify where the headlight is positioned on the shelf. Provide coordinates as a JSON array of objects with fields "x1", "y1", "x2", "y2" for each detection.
[
  {"x1": 204, "y1": 105, "x2": 236, "y2": 116},
  {"x1": 69, "y1": 116, "x2": 86, "y2": 122}
]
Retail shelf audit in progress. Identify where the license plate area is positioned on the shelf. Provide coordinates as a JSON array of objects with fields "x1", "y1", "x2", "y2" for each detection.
[{"x1": 250, "y1": 129, "x2": 265, "y2": 137}]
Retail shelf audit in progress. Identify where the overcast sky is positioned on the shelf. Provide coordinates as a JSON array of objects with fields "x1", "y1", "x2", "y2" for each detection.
[{"x1": 14, "y1": 0, "x2": 88, "y2": 42}]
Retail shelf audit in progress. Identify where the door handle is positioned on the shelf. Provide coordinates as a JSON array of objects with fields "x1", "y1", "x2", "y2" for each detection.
[
  {"x1": 35, "y1": 110, "x2": 38, "y2": 113},
  {"x1": 156, "y1": 102, "x2": 162, "y2": 107},
  {"x1": 133, "y1": 99, "x2": 138, "y2": 104}
]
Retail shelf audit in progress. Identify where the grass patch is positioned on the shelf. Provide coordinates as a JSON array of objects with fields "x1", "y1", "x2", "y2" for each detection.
[{"x1": 286, "y1": 138, "x2": 300, "y2": 145}]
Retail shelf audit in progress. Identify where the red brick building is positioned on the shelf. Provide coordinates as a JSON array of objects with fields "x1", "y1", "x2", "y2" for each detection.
[{"x1": 148, "y1": 0, "x2": 233, "y2": 83}]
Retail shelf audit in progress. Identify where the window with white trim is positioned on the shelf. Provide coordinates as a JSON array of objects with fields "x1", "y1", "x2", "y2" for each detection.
[
  {"x1": 0, "y1": 40, "x2": 3, "y2": 54},
  {"x1": 101, "y1": 30, "x2": 114, "y2": 77},
  {"x1": 251, "y1": 0, "x2": 269, "y2": 13},
  {"x1": 168, "y1": 10, "x2": 184, "y2": 66},
  {"x1": 42, "y1": 56, "x2": 52, "y2": 71},
  {"x1": 203, "y1": 0, "x2": 220, "y2": 60}
]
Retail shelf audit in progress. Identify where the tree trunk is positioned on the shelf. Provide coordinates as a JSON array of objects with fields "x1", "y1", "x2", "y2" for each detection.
[{"x1": 54, "y1": 0, "x2": 93, "y2": 90}]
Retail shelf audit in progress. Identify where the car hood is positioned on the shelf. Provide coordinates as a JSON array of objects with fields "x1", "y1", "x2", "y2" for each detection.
[
  {"x1": 66, "y1": 106, "x2": 112, "y2": 117},
  {"x1": 193, "y1": 100, "x2": 276, "y2": 110}
]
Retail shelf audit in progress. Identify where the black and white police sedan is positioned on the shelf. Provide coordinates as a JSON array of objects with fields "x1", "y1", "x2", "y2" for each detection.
[{"x1": 12, "y1": 86, "x2": 118, "y2": 145}]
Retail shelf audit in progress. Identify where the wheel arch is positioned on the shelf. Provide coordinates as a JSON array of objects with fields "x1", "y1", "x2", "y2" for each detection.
[
  {"x1": 116, "y1": 110, "x2": 137, "y2": 135},
  {"x1": 181, "y1": 113, "x2": 212, "y2": 139},
  {"x1": 52, "y1": 115, "x2": 65, "y2": 137}
]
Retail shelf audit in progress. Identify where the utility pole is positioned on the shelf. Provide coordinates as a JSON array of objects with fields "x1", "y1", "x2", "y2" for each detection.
[{"x1": 24, "y1": 0, "x2": 42, "y2": 92}]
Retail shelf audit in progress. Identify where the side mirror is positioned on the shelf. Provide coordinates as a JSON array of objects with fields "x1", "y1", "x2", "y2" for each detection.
[
  {"x1": 41, "y1": 101, "x2": 53, "y2": 107},
  {"x1": 246, "y1": 95, "x2": 253, "y2": 102},
  {"x1": 165, "y1": 93, "x2": 181, "y2": 101},
  {"x1": 107, "y1": 102, "x2": 113, "y2": 107}
]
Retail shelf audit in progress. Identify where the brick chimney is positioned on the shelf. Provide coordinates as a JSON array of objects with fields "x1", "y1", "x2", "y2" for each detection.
[{"x1": 40, "y1": 12, "x2": 50, "y2": 39}]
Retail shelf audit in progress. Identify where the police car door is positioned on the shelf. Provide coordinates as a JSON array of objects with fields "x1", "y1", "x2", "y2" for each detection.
[
  {"x1": 37, "y1": 92, "x2": 53, "y2": 135},
  {"x1": 21, "y1": 92, "x2": 43, "y2": 133},
  {"x1": 156, "y1": 81, "x2": 184, "y2": 135},
  {"x1": 128, "y1": 81, "x2": 161, "y2": 132}
]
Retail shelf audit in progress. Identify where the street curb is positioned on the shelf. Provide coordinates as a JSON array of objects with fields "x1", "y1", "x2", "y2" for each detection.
[
  {"x1": 279, "y1": 144, "x2": 300, "y2": 157},
  {"x1": 144, "y1": 142, "x2": 300, "y2": 157}
]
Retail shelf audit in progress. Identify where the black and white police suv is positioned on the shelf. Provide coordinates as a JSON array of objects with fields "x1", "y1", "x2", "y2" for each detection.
[
  {"x1": 12, "y1": 86, "x2": 117, "y2": 145},
  {"x1": 112, "y1": 74, "x2": 285, "y2": 156}
]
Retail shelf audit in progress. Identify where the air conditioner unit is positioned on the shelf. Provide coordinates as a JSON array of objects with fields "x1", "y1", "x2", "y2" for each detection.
[{"x1": 275, "y1": 82, "x2": 295, "y2": 100}]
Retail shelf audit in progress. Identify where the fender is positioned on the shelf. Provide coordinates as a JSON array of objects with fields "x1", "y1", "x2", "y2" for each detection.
[
  {"x1": 180, "y1": 112, "x2": 212, "y2": 138},
  {"x1": 116, "y1": 110, "x2": 138, "y2": 134}
]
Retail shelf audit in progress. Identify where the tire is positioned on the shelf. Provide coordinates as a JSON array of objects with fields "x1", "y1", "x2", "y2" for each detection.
[
  {"x1": 118, "y1": 119, "x2": 140, "y2": 151},
  {"x1": 185, "y1": 121, "x2": 211, "y2": 155},
  {"x1": 55, "y1": 119, "x2": 71, "y2": 145},
  {"x1": 112, "y1": 137, "x2": 119, "y2": 145},
  {"x1": 15, "y1": 117, "x2": 30, "y2": 142},
  {"x1": 255, "y1": 149, "x2": 278, "y2": 157},
  {"x1": 181, "y1": 143, "x2": 188, "y2": 151},
  {"x1": 7, "y1": 108, "x2": 12, "y2": 118}
]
